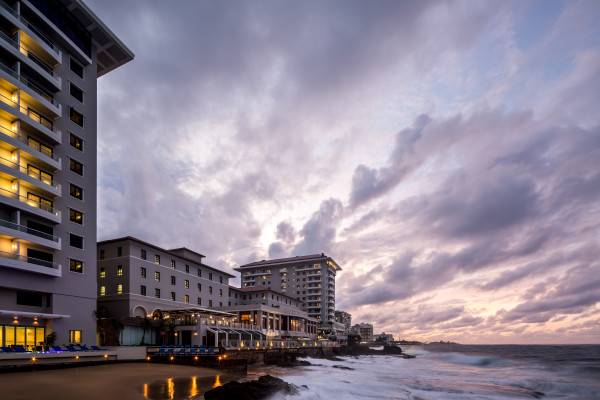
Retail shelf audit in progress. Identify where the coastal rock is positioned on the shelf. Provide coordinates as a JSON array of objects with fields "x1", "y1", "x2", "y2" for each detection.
[
  {"x1": 332, "y1": 365, "x2": 354, "y2": 370},
  {"x1": 277, "y1": 359, "x2": 312, "y2": 368},
  {"x1": 204, "y1": 375, "x2": 301, "y2": 400}
]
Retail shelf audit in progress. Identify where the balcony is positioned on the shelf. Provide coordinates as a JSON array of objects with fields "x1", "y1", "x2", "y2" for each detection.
[
  {"x1": 0, "y1": 124, "x2": 60, "y2": 170},
  {"x1": 0, "y1": 186, "x2": 60, "y2": 222},
  {"x1": 0, "y1": 90, "x2": 60, "y2": 143},
  {"x1": 0, "y1": 61, "x2": 60, "y2": 116},
  {"x1": 0, "y1": 29, "x2": 60, "y2": 90},
  {"x1": 0, "y1": 248, "x2": 60, "y2": 276},
  {"x1": 0, "y1": 1, "x2": 61, "y2": 63},
  {"x1": 0, "y1": 218, "x2": 60, "y2": 250},
  {"x1": 0, "y1": 155, "x2": 60, "y2": 196}
]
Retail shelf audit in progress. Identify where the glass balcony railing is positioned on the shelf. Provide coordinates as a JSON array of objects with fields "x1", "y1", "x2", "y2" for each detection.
[
  {"x1": 0, "y1": 91, "x2": 58, "y2": 134},
  {"x1": 0, "y1": 155, "x2": 59, "y2": 188},
  {"x1": 0, "y1": 218, "x2": 59, "y2": 242},
  {"x1": 0, "y1": 186, "x2": 59, "y2": 216},
  {"x1": 0, "y1": 124, "x2": 59, "y2": 162},
  {"x1": 0, "y1": 248, "x2": 59, "y2": 269},
  {"x1": 0, "y1": 61, "x2": 59, "y2": 107}
]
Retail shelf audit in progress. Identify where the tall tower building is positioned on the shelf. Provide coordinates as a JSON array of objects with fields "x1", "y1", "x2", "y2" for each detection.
[
  {"x1": 0, "y1": 0, "x2": 132, "y2": 348},
  {"x1": 235, "y1": 254, "x2": 341, "y2": 323}
]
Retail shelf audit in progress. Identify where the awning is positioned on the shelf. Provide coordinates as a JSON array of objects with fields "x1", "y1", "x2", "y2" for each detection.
[{"x1": 0, "y1": 309, "x2": 69, "y2": 319}]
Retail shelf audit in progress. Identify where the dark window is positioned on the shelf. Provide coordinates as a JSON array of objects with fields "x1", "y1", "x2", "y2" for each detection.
[
  {"x1": 208, "y1": 300, "x2": 212, "y2": 307},
  {"x1": 69, "y1": 183, "x2": 83, "y2": 200},
  {"x1": 185, "y1": 264, "x2": 189, "y2": 273},
  {"x1": 70, "y1": 133, "x2": 83, "y2": 151},
  {"x1": 141, "y1": 285, "x2": 146, "y2": 296},
  {"x1": 70, "y1": 58, "x2": 84, "y2": 78},
  {"x1": 70, "y1": 158, "x2": 83, "y2": 175},
  {"x1": 155, "y1": 288, "x2": 160, "y2": 298},
  {"x1": 69, "y1": 259, "x2": 83, "y2": 273},
  {"x1": 208, "y1": 286, "x2": 212, "y2": 294},
  {"x1": 197, "y1": 283, "x2": 201, "y2": 292},
  {"x1": 16, "y1": 291, "x2": 44, "y2": 307},
  {"x1": 209, "y1": 272, "x2": 212, "y2": 281},
  {"x1": 197, "y1": 269, "x2": 201, "y2": 277},
  {"x1": 219, "y1": 276, "x2": 223, "y2": 284},
  {"x1": 197, "y1": 297, "x2": 201, "y2": 305},
  {"x1": 99, "y1": 249, "x2": 105, "y2": 260},
  {"x1": 141, "y1": 249, "x2": 146, "y2": 260},
  {"x1": 171, "y1": 292, "x2": 176, "y2": 301},
  {"x1": 69, "y1": 209, "x2": 83, "y2": 224},
  {"x1": 69, "y1": 83, "x2": 83, "y2": 102},
  {"x1": 70, "y1": 107, "x2": 84, "y2": 127},
  {"x1": 171, "y1": 276, "x2": 176, "y2": 285},
  {"x1": 117, "y1": 247, "x2": 122, "y2": 257},
  {"x1": 69, "y1": 234, "x2": 83, "y2": 249}
]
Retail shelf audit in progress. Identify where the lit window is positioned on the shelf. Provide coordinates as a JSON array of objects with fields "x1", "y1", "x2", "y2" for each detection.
[
  {"x1": 184, "y1": 295, "x2": 189, "y2": 304},
  {"x1": 69, "y1": 330, "x2": 82, "y2": 343},
  {"x1": 155, "y1": 271, "x2": 160, "y2": 282},
  {"x1": 219, "y1": 289, "x2": 223, "y2": 297},
  {"x1": 69, "y1": 107, "x2": 84, "y2": 127},
  {"x1": 141, "y1": 267, "x2": 146, "y2": 278},
  {"x1": 69, "y1": 133, "x2": 83, "y2": 151},
  {"x1": 155, "y1": 254, "x2": 160, "y2": 264},
  {"x1": 171, "y1": 260, "x2": 175, "y2": 269},
  {"x1": 69, "y1": 209, "x2": 83, "y2": 224},
  {"x1": 70, "y1": 183, "x2": 83, "y2": 199},
  {"x1": 197, "y1": 283, "x2": 201, "y2": 292},
  {"x1": 117, "y1": 284, "x2": 123, "y2": 294},
  {"x1": 99, "y1": 267, "x2": 105, "y2": 278},
  {"x1": 69, "y1": 259, "x2": 83, "y2": 273},
  {"x1": 100, "y1": 286, "x2": 106, "y2": 296},
  {"x1": 117, "y1": 265, "x2": 123, "y2": 276},
  {"x1": 69, "y1": 158, "x2": 83, "y2": 175},
  {"x1": 185, "y1": 279, "x2": 189, "y2": 289}
]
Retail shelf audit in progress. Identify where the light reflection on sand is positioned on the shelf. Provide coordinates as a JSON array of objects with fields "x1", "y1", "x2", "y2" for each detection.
[{"x1": 142, "y1": 374, "x2": 239, "y2": 400}]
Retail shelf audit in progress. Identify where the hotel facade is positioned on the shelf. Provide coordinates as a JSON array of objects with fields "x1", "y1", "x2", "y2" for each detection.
[
  {"x1": 0, "y1": 0, "x2": 132, "y2": 349},
  {"x1": 96, "y1": 237, "x2": 320, "y2": 346},
  {"x1": 235, "y1": 254, "x2": 341, "y2": 323}
]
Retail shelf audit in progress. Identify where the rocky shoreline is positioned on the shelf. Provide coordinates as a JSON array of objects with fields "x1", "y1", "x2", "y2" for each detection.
[{"x1": 207, "y1": 344, "x2": 414, "y2": 398}]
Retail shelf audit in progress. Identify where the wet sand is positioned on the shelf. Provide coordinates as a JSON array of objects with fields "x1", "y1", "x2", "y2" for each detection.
[{"x1": 0, "y1": 363, "x2": 228, "y2": 400}]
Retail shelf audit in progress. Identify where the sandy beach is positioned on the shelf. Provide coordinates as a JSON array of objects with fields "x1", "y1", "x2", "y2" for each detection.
[{"x1": 0, "y1": 363, "x2": 234, "y2": 400}]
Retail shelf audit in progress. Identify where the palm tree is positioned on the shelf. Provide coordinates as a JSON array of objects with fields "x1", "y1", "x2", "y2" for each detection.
[{"x1": 139, "y1": 316, "x2": 151, "y2": 345}]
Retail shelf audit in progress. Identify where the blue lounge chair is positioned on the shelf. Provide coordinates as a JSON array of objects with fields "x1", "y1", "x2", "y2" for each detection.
[
  {"x1": 1, "y1": 347, "x2": 14, "y2": 352},
  {"x1": 193, "y1": 345, "x2": 199, "y2": 348},
  {"x1": 198, "y1": 348, "x2": 206, "y2": 355},
  {"x1": 90, "y1": 346, "x2": 106, "y2": 351},
  {"x1": 166, "y1": 348, "x2": 174, "y2": 354},
  {"x1": 14, "y1": 345, "x2": 28, "y2": 352},
  {"x1": 185, "y1": 345, "x2": 191, "y2": 348},
  {"x1": 207, "y1": 348, "x2": 215, "y2": 355},
  {"x1": 79, "y1": 345, "x2": 91, "y2": 351},
  {"x1": 176, "y1": 348, "x2": 186, "y2": 354},
  {"x1": 51, "y1": 346, "x2": 63, "y2": 352},
  {"x1": 161, "y1": 344, "x2": 167, "y2": 348},
  {"x1": 66, "y1": 345, "x2": 80, "y2": 351},
  {"x1": 158, "y1": 348, "x2": 167, "y2": 355}
]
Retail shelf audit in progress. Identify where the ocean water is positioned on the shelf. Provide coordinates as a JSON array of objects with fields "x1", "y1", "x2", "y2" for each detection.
[{"x1": 248, "y1": 344, "x2": 600, "y2": 400}]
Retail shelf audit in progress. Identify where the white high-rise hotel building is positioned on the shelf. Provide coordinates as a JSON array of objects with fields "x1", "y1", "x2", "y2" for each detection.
[
  {"x1": 0, "y1": 0, "x2": 132, "y2": 348},
  {"x1": 235, "y1": 254, "x2": 341, "y2": 323}
]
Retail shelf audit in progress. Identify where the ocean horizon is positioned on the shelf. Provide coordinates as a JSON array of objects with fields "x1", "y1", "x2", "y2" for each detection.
[{"x1": 244, "y1": 344, "x2": 600, "y2": 400}]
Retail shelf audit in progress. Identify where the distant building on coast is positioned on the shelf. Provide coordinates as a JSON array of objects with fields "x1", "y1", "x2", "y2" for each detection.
[
  {"x1": 334, "y1": 310, "x2": 352, "y2": 333},
  {"x1": 352, "y1": 323, "x2": 374, "y2": 342},
  {"x1": 95, "y1": 237, "x2": 317, "y2": 346},
  {"x1": 0, "y1": 0, "x2": 132, "y2": 349},
  {"x1": 235, "y1": 254, "x2": 342, "y2": 323}
]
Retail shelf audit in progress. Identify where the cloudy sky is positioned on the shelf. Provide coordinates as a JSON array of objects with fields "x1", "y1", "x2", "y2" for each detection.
[{"x1": 87, "y1": 0, "x2": 599, "y2": 344}]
